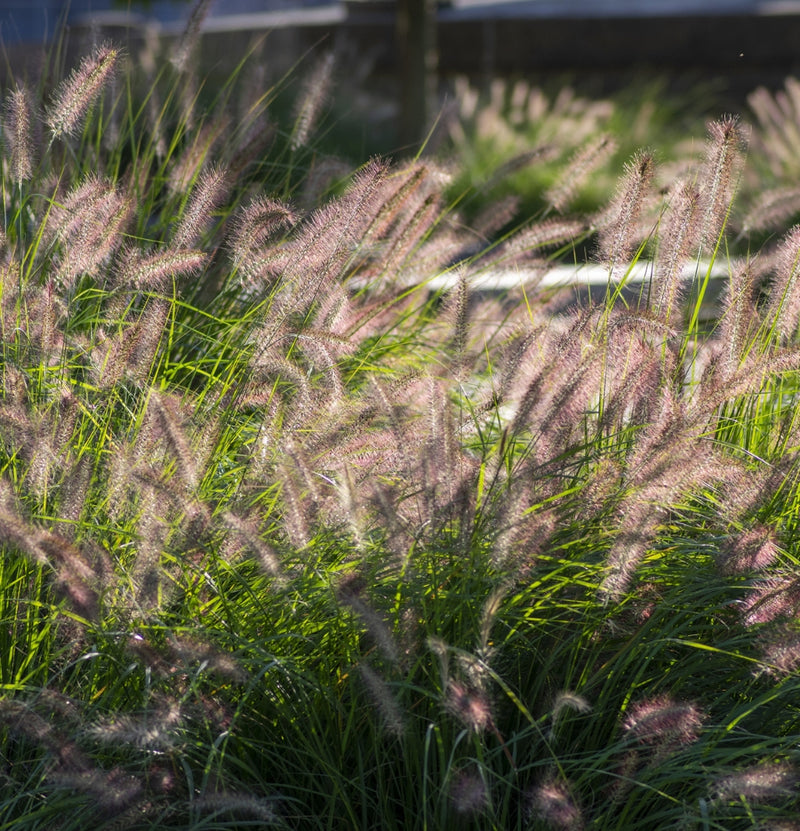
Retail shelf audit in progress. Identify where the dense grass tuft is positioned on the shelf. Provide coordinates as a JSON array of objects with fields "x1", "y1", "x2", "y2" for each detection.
[{"x1": 1, "y1": 7, "x2": 800, "y2": 830}]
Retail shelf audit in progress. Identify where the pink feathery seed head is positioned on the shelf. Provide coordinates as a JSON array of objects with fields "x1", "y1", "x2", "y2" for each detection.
[
  {"x1": 362, "y1": 163, "x2": 429, "y2": 243},
  {"x1": 757, "y1": 623, "x2": 800, "y2": 675},
  {"x1": 697, "y1": 115, "x2": 747, "y2": 249},
  {"x1": 527, "y1": 778, "x2": 584, "y2": 830},
  {"x1": 482, "y1": 145, "x2": 559, "y2": 193},
  {"x1": 471, "y1": 193, "x2": 521, "y2": 238},
  {"x1": 220, "y1": 510, "x2": 282, "y2": 577},
  {"x1": 717, "y1": 525, "x2": 780, "y2": 575},
  {"x1": 291, "y1": 51, "x2": 335, "y2": 151},
  {"x1": 740, "y1": 575, "x2": 800, "y2": 626},
  {"x1": 358, "y1": 663, "x2": 405, "y2": 737},
  {"x1": 653, "y1": 179, "x2": 701, "y2": 320},
  {"x1": 46, "y1": 44, "x2": 119, "y2": 140},
  {"x1": 115, "y1": 248, "x2": 207, "y2": 290},
  {"x1": 546, "y1": 133, "x2": 617, "y2": 214},
  {"x1": 148, "y1": 389, "x2": 199, "y2": 491},
  {"x1": 511, "y1": 217, "x2": 589, "y2": 255},
  {"x1": 54, "y1": 179, "x2": 132, "y2": 283},
  {"x1": 713, "y1": 761, "x2": 798, "y2": 803},
  {"x1": 228, "y1": 196, "x2": 296, "y2": 267},
  {"x1": 742, "y1": 185, "x2": 800, "y2": 234},
  {"x1": 5, "y1": 84, "x2": 35, "y2": 182},
  {"x1": 597, "y1": 148, "x2": 656, "y2": 269},
  {"x1": 450, "y1": 768, "x2": 488, "y2": 817},
  {"x1": 172, "y1": 163, "x2": 230, "y2": 249},
  {"x1": 622, "y1": 695, "x2": 704, "y2": 747},
  {"x1": 298, "y1": 154, "x2": 352, "y2": 208},
  {"x1": 167, "y1": 117, "x2": 231, "y2": 195},
  {"x1": 765, "y1": 224, "x2": 800, "y2": 341},
  {"x1": 717, "y1": 258, "x2": 758, "y2": 376},
  {"x1": 445, "y1": 679, "x2": 493, "y2": 733},
  {"x1": 46, "y1": 765, "x2": 143, "y2": 814},
  {"x1": 171, "y1": 0, "x2": 213, "y2": 73}
]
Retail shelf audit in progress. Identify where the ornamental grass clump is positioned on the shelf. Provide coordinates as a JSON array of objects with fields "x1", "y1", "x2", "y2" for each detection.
[{"x1": 2, "y1": 6, "x2": 800, "y2": 829}]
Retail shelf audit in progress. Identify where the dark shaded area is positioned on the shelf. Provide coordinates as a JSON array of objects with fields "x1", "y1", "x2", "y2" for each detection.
[{"x1": 4, "y1": 2, "x2": 800, "y2": 149}]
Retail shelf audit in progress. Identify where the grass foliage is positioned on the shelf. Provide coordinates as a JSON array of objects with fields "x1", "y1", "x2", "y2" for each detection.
[{"x1": 1, "y1": 10, "x2": 800, "y2": 830}]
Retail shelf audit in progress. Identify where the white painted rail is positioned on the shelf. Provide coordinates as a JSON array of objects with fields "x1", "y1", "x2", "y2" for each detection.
[{"x1": 424, "y1": 260, "x2": 730, "y2": 292}]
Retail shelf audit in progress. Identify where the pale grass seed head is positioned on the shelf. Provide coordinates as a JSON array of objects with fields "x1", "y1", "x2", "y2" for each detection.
[
  {"x1": 46, "y1": 44, "x2": 118, "y2": 140},
  {"x1": 57, "y1": 455, "x2": 93, "y2": 536},
  {"x1": 481, "y1": 144, "x2": 559, "y2": 194},
  {"x1": 126, "y1": 299, "x2": 171, "y2": 384},
  {"x1": 220, "y1": 510, "x2": 283, "y2": 578},
  {"x1": 277, "y1": 460, "x2": 311, "y2": 548},
  {"x1": 52, "y1": 177, "x2": 132, "y2": 284},
  {"x1": 697, "y1": 115, "x2": 747, "y2": 251},
  {"x1": 742, "y1": 185, "x2": 800, "y2": 234},
  {"x1": 445, "y1": 679, "x2": 493, "y2": 733},
  {"x1": 653, "y1": 179, "x2": 700, "y2": 321},
  {"x1": 449, "y1": 767, "x2": 488, "y2": 817},
  {"x1": 622, "y1": 694, "x2": 704, "y2": 748},
  {"x1": 298, "y1": 153, "x2": 352, "y2": 208},
  {"x1": 280, "y1": 158, "x2": 389, "y2": 294},
  {"x1": 0, "y1": 699, "x2": 58, "y2": 750},
  {"x1": 358, "y1": 664, "x2": 405, "y2": 738},
  {"x1": 193, "y1": 793, "x2": 279, "y2": 824},
  {"x1": 167, "y1": 117, "x2": 231, "y2": 195},
  {"x1": 170, "y1": 0, "x2": 213, "y2": 74},
  {"x1": 87, "y1": 700, "x2": 182, "y2": 751},
  {"x1": 228, "y1": 196, "x2": 296, "y2": 272},
  {"x1": 377, "y1": 193, "x2": 442, "y2": 284},
  {"x1": 361, "y1": 163, "x2": 429, "y2": 246},
  {"x1": 713, "y1": 761, "x2": 798, "y2": 803},
  {"x1": 546, "y1": 133, "x2": 617, "y2": 214},
  {"x1": 552, "y1": 691, "x2": 592, "y2": 722},
  {"x1": 291, "y1": 51, "x2": 335, "y2": 151},
  {"x1": 740, "y1": 575, "x2": 800, "y2": 626},
  {"x1": 168, "y1": 635, "x2": 248, "y2": 682},
  {"x1": 172, "y1": 164, "x2": 229, "y2": 249},
  {"x1": 4, "y1": 84, "x2": 35, "y2": 182},
  {"x1": 148, "y1": 389, "x2": 199, "y2": 492},
  {"x1": 338, "y1": 574, "x2": 400, "y2": 665},
  {"x1": 491, "y1": 217, "x2": 588, "y2": 268},
  {"x1": 46, "y1": 765, "x2": 144, "y2": 815},
  {"x1": 756, "y1": 624, "x2": 800, "y2": 676},
  {"x1": 527, "y1": 777, "x2": 584, "y2": 830},
  {"x1": 717, "y1": 524, "x2": 780, "y2": 575},
  {"x1": 115, "y1": 247, "x2": 207, "y2": 291},
  {"x1": 131, "y1": 484, "x2": 169, "y2": 612},
  {"x1": 765, "y1": 224, "x2": 800, "y2": 342},
  {"x1": 717, "y1": 258, "x2": 759, "y2": 376},
  {"x1": 597, "y1": 148, "x2": 655, "y2": 271}
]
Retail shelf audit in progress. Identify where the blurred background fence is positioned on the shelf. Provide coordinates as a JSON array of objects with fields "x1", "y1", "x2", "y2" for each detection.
[{"x1": 4, "y1": 1, "x2": 800, "y2": 147}]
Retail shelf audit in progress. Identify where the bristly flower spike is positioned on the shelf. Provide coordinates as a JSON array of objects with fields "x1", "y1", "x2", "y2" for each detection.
[
  {"x1": 765, "y1": 224, "x2": 800, "y2": 342},
  {"x1": 4, "y1": 85, "x2": 34, "y2": 182},
  {"x1": 171, "y1": 0, "x2": 213, "y2": 73},
  {"x1": 46, "y1": 44, "x2": 119, "y2": 140},
  {"x1": 697, "y1": 115, "x2": 746, "y2": 251},
  {"x1": 652, "y1": 180, "x2": 700, "y2": 322},
  {"x1": 291, "y1": 52, "x2": 335, "y2": 151},
  {"x1": 172, "y1": 164, "x2": 229, "y2": 249},
  {"x1": 546, "y1": 133, "x2": 617, "y2": 214},
  {"x1": 597, "y1": 149, "x2": 655, "y2": 273}
]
